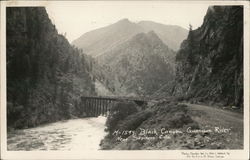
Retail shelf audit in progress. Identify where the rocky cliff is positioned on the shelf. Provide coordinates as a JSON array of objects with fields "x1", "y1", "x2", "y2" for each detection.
[
  {"x1": 7, "y1": 7, "x2": 96, "y2": 129},
  {"x1": 174, "y1": 6, "x2": 243, "y2": 107}
]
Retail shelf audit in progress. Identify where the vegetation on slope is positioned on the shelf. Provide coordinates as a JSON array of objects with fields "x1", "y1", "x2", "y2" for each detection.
[
  {"x1": 173, "y1": 6, "x2": 243, "y2": 108},
  {"x1": 95, "y1": 31, "x2": 176, "y2": 96},
  {"x1": 7, "y1": 7, "x2": 96, "y2": 129},
  {"x1": 100, "y1": 99, "x2": 243, "y2": 149},
  {"x1": 100, "y1": 6, "x2": 244, "y2": 150}
]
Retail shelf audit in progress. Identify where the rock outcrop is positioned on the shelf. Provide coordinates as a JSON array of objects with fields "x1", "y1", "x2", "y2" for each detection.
[{"x1": 174, "y1": 6, "x2": 243, "y2": 107}]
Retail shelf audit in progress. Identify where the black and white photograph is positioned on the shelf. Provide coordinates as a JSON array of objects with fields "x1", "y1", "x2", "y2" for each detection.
[{"x1": 0, "y1": 0, "x2": 249, "y2": 159}]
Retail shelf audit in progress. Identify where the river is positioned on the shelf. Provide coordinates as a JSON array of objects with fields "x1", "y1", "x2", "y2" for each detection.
[{"x1": 7, "y1": 116, "x2": 107, "y2": 151}]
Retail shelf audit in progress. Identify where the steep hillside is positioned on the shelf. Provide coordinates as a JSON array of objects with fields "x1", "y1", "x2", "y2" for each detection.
[
  {"x1": 95, "y1": 31, "x2": 176, "y2": 96},
  {"x1": 72, "y1": 19, "x2": 187, "y2": 56},
  {"x1": 173, "y1": 6, "x2": 243, "y2": 107},
  {"x1": 95, "y1": 79, "x2": 113, "y2": 96},
  {"x1": 7, "y1": 7, "x2": 96, "y2": 129},
  {"x1": 100, "y1": 99, "x2": 243, "y2": 149},
  {"x1": 138, "y1": 21, "x2": 188, "y2": 51}
]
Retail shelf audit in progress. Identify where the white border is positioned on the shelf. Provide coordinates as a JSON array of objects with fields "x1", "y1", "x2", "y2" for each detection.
[{"x1": 0, "y1": 1, "x2": 249, "y2": 160}]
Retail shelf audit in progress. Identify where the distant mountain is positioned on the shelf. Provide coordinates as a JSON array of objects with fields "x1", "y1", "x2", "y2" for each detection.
[
  {"x1": 72, "y1": 19, "x2": 187, "y2": 57},
  {"x1": 138, "y1": 21, "x2": 188, "y2": 51},
  {"x1": 72, "y1": 19, "x2": 143, "y2": 57},
  {"x1": 95, "y1": 31, "x2": 176, "y2": 96},
  {"x1": 173, "y1": 6, "x2": 243, "y2": 107}
]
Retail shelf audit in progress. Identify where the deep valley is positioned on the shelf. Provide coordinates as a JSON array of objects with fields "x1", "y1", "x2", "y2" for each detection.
[{"x1": 6, "y1": 5, "x2": 244, "y2": 150}]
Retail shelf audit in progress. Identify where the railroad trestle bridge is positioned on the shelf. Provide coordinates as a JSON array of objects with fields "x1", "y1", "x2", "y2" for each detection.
[{"x1": 79, "y1": 96, "x2": 148, "y2": 117}]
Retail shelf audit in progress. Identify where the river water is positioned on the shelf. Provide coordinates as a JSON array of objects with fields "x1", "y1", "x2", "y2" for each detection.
[{"x1": 7, "y1": 116, "x2": 107, "y2": 151}]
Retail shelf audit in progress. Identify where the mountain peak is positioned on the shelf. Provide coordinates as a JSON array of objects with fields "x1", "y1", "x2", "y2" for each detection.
[
  {"x1": 146, "y1": 30, "x2": 165, "y2": 44},
  {"x1": 72, "y1": 18, "x2": 188, "y2": 56},
  {"x1": 119, "y1": 18, "x2": 129, "y2": 22},
  {"x1": 129, "y1": 31, "x2": 167, "y2": 50},
  {"x1": 146, "y1": 30, "x2": 158, "y2": 37},
  {"x1": 117, "y1": 18, "x2": 131, "y2": 24}
]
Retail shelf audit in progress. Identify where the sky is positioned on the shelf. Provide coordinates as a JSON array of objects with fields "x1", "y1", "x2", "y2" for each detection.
[{"x1": 45, "y1": 1, "x2": 210, "y2": 43}]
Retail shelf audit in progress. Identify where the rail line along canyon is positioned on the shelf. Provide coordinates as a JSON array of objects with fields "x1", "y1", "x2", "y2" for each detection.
[{"x1": 6, "y1": 5, "x2": 244, "y2": 151}]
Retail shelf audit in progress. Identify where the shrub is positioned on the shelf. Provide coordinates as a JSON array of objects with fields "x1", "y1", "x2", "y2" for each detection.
[
  {"x1": 105, "y1": 101, "x2": 138, "y2": 132},
  {"x1": 117, "y1": 110, "x2": 152, "y2": 131}
]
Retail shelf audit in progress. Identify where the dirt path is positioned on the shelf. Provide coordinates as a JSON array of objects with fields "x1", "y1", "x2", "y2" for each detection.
[
  {"x1": 99, "y1": 101, "x2": 244, "y2": 149},
  {"x1": 185, "y1": 103, "x2": 243, "y2": 149}
]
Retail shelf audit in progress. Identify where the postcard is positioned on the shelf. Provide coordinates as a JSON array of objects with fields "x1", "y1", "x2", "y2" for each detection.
[{"x1": 0, "y1": 0, "x2": 249, "y2": 159}]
